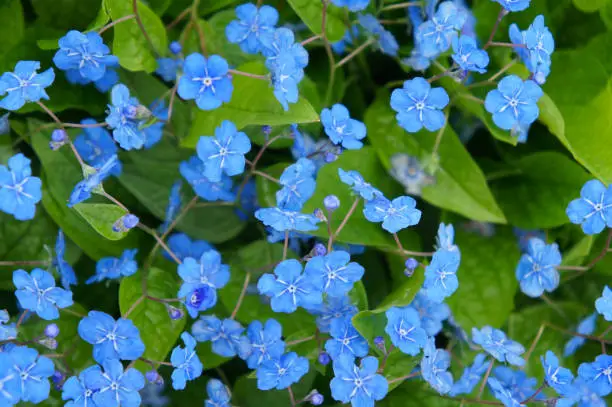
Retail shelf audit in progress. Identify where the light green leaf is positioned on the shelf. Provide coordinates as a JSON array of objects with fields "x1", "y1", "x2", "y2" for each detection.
[
  {"x1": 446, "y1": 228, "x2": 520, "y2": 331},
  {"x1": 562, "y1": 235, "x2": 595, "y2": 267},
  {"x1": 119, "y1": 268, "x2": 186, "y2": 372},
  {"x1": 574, "y1": 0, "x2": 610, "y2": 12},
  {"x1": 106, "y1": 0, "x2": 168, "y2": 72},
  {"x1": 538, "y1": 93, "x2": 566, "y2": 147},
  {"x1": 286, "y1": 0, "x2": 346, "y2": 42},
  {"x1": 73, "y1": 203, "x2": 129, "y2": 240},
  {"x1": 364, "y1": 91, "x2": 506, "y2": 224},
  {"x1": 183, "y1": 61, "x2": 319, "y2": 148}
]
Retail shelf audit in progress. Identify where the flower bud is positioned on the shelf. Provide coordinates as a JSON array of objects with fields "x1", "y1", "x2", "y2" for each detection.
[
  {"x1": 146, "y1": 370, "x2": 164, "y2": 385},
  {"x1": 313, "y1": 208, "x2": 327, "y2": 222},
  {"x1": 323, "y1": 195, "x2": 340, "y2": 212},
  {"x1": 38, "y1": 337, "x2": 58, "y2": 350},
  {"x1": 313, "y1": 243, "x2": 327, "y2": 257},
  {"x1": 404, "y1": 258, "x2": 419, "y2": 277},
  {"x1": 324, "y1": 152, "x2": 337, "y2": 163},
  {"x1": 166, "y1": 304, "x2": 184, "y2": 320},
  {"x1": 49, "y1": 129, "x2": 68, "y2": 150},
  {"x1": 112, "y1": 214, "x2": 139, "y2": 233},
  {"x1": 169, "y1": 41, "x2": 182, "y2": 55},
  {"x1": 310, "y1": 392, "x2": 324, "y2": 406},
  {"x1": 44, "y1": 323, "x2": 60, "y2": 338},
  {"x1": 318, "y1": 352, "x2": 331, "y2": 366}
]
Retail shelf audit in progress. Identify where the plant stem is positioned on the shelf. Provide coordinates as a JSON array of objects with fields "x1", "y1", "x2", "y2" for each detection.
[
  {"x1": 133, "y1": 0, "x2": 160, "y2": 56},
  {"x1": 228, "y1": 69, "x2": 269, "y2": 80},
  {"x1": 380, "y1": 1, "x2": 422, "y2": 11},
  {"x1": 321, "y1": 0, "x2": 336, "y2": 106},
  {"x1": 286, "y1": 335, "x2": 316, "y2": 346},
  {"x1": 335, "y1": 38, "x2": 375, "y2": 69},
  {"x1": 333, "y1": 198, "x2": 360, "y2": 239},
  {"x1": 98, "y1": 14, "x2": 136, "y2": 35},
  {"x1": 230, "y1": 272, "x2": 251, "y2": 319}
]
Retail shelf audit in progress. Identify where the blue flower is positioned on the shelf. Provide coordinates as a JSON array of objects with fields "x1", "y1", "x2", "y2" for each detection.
[
  {"x1": 391, "y1": 77, "x2": 450, "y2": 132},
  {"x1": 450, "y1": 354, "x2": 490, "y2": 396},
  {"x1": 205, "y1": 379, "x2": 232, "y2": 407},
  {"x1": 436, "y1": 223, "x2": 459, "y2": 252},
  {"x1": 143, "y1": 101, "x2": 169, "y2": 149},
  {"x1": 61, "y1": 366, "x2": 101, "y2": 407},
  {"x1": 595, "y1": 286, "x2": 612, "y2": 321},
  {"x1": 409, "y1": 291, "x2": 450, "y2": 336},
  {"x1": 68, "y1": 155, "x2": 120, "y2": 207},
  {"x1": 226, "y1": 3, "x2": 278, "y2": 54},
  {"x1": 93, "y1": 68, "x2": 119, "y2": 92},
  {"x1": 321, "y1": 104, "x2": 367, "y2": 150},
  {"x1": 276, "y1": 158, "x2": 316, "y2": 210},
  {"x1": 257, "y1": 352, "x2": 309, "y2": 390},
  {"x1": 487, "y1": 377, "x2": 522, "y2": 407},
  {"x1": 255, "y1": 207, "x2": 320, "y2": 232},
  {"x1": 9, "y1": 346, "x2": 54, "y2": 403},
  {"x1": 389, "y1": 153, "x2": 435, "y2": 195},
  {"x1": 332, "y1": 26, "x2": 359, "y2": 54},
  {"x1": 53, "y1": 30, "x2": 118, "y2": 81},
  {"x1": 192, "y1": 316, "x2": 251, "y2": 358},
  {"x1": 74, "y1": 119, "x2": 122, "y2": 175},
  {"x1": 567, "y1": 179, "x2": 612, "y2": 235},
  {"x1": 331, "y1": 354, "x2": 388, "y2": 406},
  {"x1": 156, "y1": 57, "x2": 182, "y2": 82},
  {"x1": 0, "y1": 352, "x2": 21, "y2": 405},
  {"x1": 338, "y1": 168, "x2": 382, "y2": 201},
  {"x1": 325, "y1": 317, "x2": 368, "y2": 360},
  {"x1": 485, "y1": 75, "x2": 543, "y2": 131},
  {"x1": 307, "y1": 295, "x2": 358, "y2": 334},
  {"x1": 105, "y1": 84, "x2": 146, "y2": 150},
  {"x1": 180, "y1": 156, "x2": 236, "y2": 202},
  {"x1": 515, "y1": 237, "x2": 561, "y2": 297},
  {"x1": 170, "y1": 332, "x2": 203, "y2": 390},
  {"x1": 364, "y1": 196, "x2": 422, "y2": 233},
  {"x1": 542, "y1": 351, "x2": 574, "y2": 395},
  {"x1": 578, "y1": 355, "x2": 612, "y2": 397},
  {"x1": 492, "y1": 366, "x2": 544, "y2": 403},
  {"x1": 178, "y1": 53, "x2": 233, "y2": 110},
  {"x1": 178, "y1": 250, "x2": 230, "y2": 318},
  {"x1": 245, "y1": 319, "x2": 285, "y2": 369},
  {"x1": 495, "y1": 0, "x2": 531, "y2": 12},
  {"x1": 304, "y1": 251, "x2": 364, "y2": 298},
  {"x1": 160, "y1": 181, "x2": 182, "y2": 233},
  {"x1": 385, "y1": 306, "x2": 428, "y2": 356},
  {"x1": 196, "y1": 120, "x2": 251, "y2": 182},
  {"x1": 257, "y1": 259, "x2": 323, "y2": 313},
  {"x1": 452, "y1": 35, "x2": 489, "y2": 73},
  {"x1": 472, "y1": 326, "x2": 525, "y2": 366},
  {"x1": 0, "y1": 61, "x2": 55, "y2": 111},
  {"x1": 270, "y1": 55, "x2": 300, "y2": 111},
  {"x1": 421, "y1": 337, "x2": 454, "y2": 394},
  {"x1": 86, "y1": 358, "x2": 145, "y2": 407},
  {"x1": 53, "y1": 229, "x2": 77, "y2": 289},
  {"x1": 14, "y1": 268, "x2": 73, "y2": 320},
  {"x1": 0, "y1": 153, "x2": 42, "y2": 220},
  {"x1": 422, "y1": 249, "x2": 460, "y2": 303},
  {"x1": 262, "y1": 28, "x2": 308, "y2": 76},
  {"x1": 78, "y1": 310, "x2": 145, "y2": 363},
  {"x1": 165, "y1": 233, "x2": 214, "y2": 262},
  {"x1": 564, "y1": 313, "x2": 597, "y2": 357},
  {"x1": 510, "y1": 16, "x2": 554, "y2": 84},
  {"x1": 331, "y1": 0, "x2": 370, "y2": 11},
  {"x1": 415, "y1": 2, "x2": 467, "y2": 57},
  {"x1": 357, "y1": 14, "x2": 399, "y2": 56},
  {"x1": 86, "y1": 249, "x2": 138, "y2": 284},
  {"x1": 556, "y1": 378, "x2": 606, "y2": 407},
  {"x1": 0, "y1": 310, "x2": 17, "y2": 341}
]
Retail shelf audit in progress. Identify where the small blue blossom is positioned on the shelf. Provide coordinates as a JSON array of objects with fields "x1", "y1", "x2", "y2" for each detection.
[
  {"x1": 421, "y1": 337, "x2": 454, "y2": 394},
  {"x1": 436, "y1": 223, "x2": 459, "y2": 252},
  {"x1": 156, "y1": 57, "x2": 182, "y2": 82},
  {"x1": 338, "y1": 168, "x2": 383, "y2": 200},
  {"x1": 78, "y1": 311, "x2": 145, "y2": 363},
  {"x1": 385, "y1": 306, "x2": 428, "y2": 356},
  {"x1": 492, "y1": 366, "x2": 545, "y2": 403},
  {"x1": 226, "y1": 3, "x2": 278, "y2": 54},
  {"x1": 391, "y1": 77, "x2": 450, "y2": 132},
  {"x1": 330, "y1": 355, "x2": 388, "y2": 407},
  {"x1": 0, "y1": 61, "x2": 55, "y2": 111},
  {"x1": 515, "y1": 237, "x2": 561, "y2": 298},
  {"x1": 304, "y1": 251, "x2": 364, "y2": 298},
  {"x1": 389, "y1": 153, "x2": 435, "y2": 196},
  {"x1": 495, "y1": 0, "x2": 531, "y2": 12},
  {"x1": 364, "y1": 196, "x2": 422, "y2": 233},
  {"x1": 567, "y1": 179, "x2": 612, "y2": 235},
  {"x1": 178, "y1": 250, "x2": 230, "y2": 318},
  {"x1": 321, "y1": 104, "x2": 367, "y2": 150},
  {"x1": 105, "y1": 84, "x2": 146, "y2": 150},
  {"x1": 196, "y1": 120, "x2": 251, "y2": 182},
  {"x1": 450, "y1": 354, "x2": 490, "y2": 396},
  {"x1": 192, "y1": 316, "x2": 251, "y2": 358},
  {"x1": 0, "y1": 353, "x2": 21, "y2": 405},
  {"x1": 257, "y1": 352, "x2": 309, "y2": 391},
  {"x1": 205, "y1": 379, "x2": 232, "y2": 407},
  {"x1": 358, "y1": 14, "x2": 399, "y2": 56},
  {"x1": 488, "y1": 377, "x2": 522, "y2": 407},
  {"x1": 332, "y1": 26, "x2": 359, "y2": 54},
  {"x1": 160, "y1": 181, "x2": 182, "y2": 234},
  {"x1": 325, "y1": 317, "x2": 368, "y2": 360},
  {"x1": 262, "y1": 28, "x2": 308, "y2": 76},
  {"x1": 542, "y1": 351, "x2": 574, "y2": 395},
  {"x1": 255, "y1": 207, "x2": 320, "y2": 232},
  {"x1": 452, "y1": 35, "x2": 489, "y2": 73},
  {"x1": 276, "y1": 158, "x2": 316, "y2": 210},
  {"x1": 143, "y1": 101, "x2": 168, "y2": 149},
  {"x1": 178, "y1": 53, "x2": 233, "y2": 110},
  {"x1": 307, "y1": 295, "x2": 358, "y2": 334},
  {"x1": 53, "y1": 30, "x2": 118, "y2": 81},
  {"x1": 0, "y1": 153, "x2": 42, "y2": 220},
  {"x1": 510, "y1": 16, "x2": 554, "y2": 84},
  {"x1": 170, "y1": 332, "x2": 203, "y2": 390},
  {"x1": 331, "y1": 0, "x2": 370, "y2": 11},
  {"x1": 422, "y1": 249, "x2": 460, "y2": 303},
  {"x1": 257, "y1": 259, "x2": 323, "y2": 313},
  {"x1": 564, "y1": 313, "x2": 597, "y2": 357},
  {"x1": 0, "y1": 310, "x2": 17, "y2": 340},
  {"x1": 595, "y1": 286, "x2": 612, "y2": 321},
  {"x1": 13, "y1": 268, "x2": 73, "y2": 321},
  {"x1": 415, "y1": 2, "x2": 467, "y2": 57},
  {"x1": 165, "y1": 233, "x2": 214, "y2": 262},
  {"x1": 53, "y1": 229, "x2": 77, "y2": 290},
  {"x1": 180, "y1": 156, "x2": 236, "y2": 202},
  {"x1": 484, "y1": 75, "x2": 543, "y2": 131},
  {"x1": 9, "y1": 346, "x2": 54, "y2": 403},
  {"x1": 270, "y1": 55, "x2": 299, "y2": 111},
  {"x1": 86, "y1": 249, "x2": 138, "y2": 284},
  {"x1": 472, "y1": 326, "x2": 525, "y2": 366},
  {"x1": 68, "y1": 155, "x2": 120, "y2": 207},
  {"x1": 409, "y1": 291, "x2": 451, "y2": 336},
  {"x1": 578, "y1": 355, "x2": 612, "y2": 397},
  {"x1": 86, "y1": 358, "x2": 145, "y2": 407},
  {"x1": 556, "y1": 378, "x2": 606, "y2": 407},
  {"x1": 74, "y1": 119, "x2": 122, "y2": 176},
  {"x1": 245, "y1": 319, "x2": 285, "y2": 369},
  {"x1": 61, "y1": 366, "x2": 100, "y2": 407}
]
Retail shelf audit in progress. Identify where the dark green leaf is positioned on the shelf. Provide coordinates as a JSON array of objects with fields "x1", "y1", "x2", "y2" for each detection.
[
  {"x1": 286, "y1": 0, "x2": 346, "y2": 42},
  {"x1": 562, "y1": 235, "x2": 595, "y2": 266},
  {"x1": 381, "y1": 350, "x2": 420, "y2": 392},
  {"x1": 0, "y1": 0, "x2": 24, "y2": 54},
  {"x1": 31, "y1": 0, "x2": 100, "y2": 31},
  {"x1": 233, "y1": 369, "x2": 317, "y2": 407}
]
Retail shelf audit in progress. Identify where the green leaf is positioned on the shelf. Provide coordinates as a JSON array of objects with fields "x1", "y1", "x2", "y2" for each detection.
[
  {"x1": 183, "y1": 61, "x2": 319, "y2": 148},
  {"x1": 538, "y1": 93, "x2": 566, "y2": 147},
  {"x1": 119, "y1": 268, "x2": 186, "y2": 372},
  {"x1": 233, "y1": 369, "x2": 317, "y2": 407},
  {"x1": 446, "y1": 228, "x2": 520, "y2": 331},
  {"x1": 106, "y1": 0, "x2": 168, "y2": 72},
  {"x1": 73, "y1": 203, "x2": 129, "y2": 240},
  {"x1": 286, "y1": 0, "x2": 346, "y2": 42},
  {"x1": 490, "y1": 152, "x2": 591, "y2": 229},
  {"x1": 0, "y1": 0, "x2": 24, "y2": 54},
  {"x1": 28, "y1": 121, "x2": 140, "y2": 259},
  {"x1": 118, "y1": 139, "x2": 245, "y2": 243},
  {"x1": 31, "y1": 0, "x2": 101, "y2": 31},
  {"x1": 574, "y1": 0, "x2": 610, "y2": 12},
  {"x1": 379, "y1": 381, "x2": 457, "y2": 407},
  {"x1": 364, "y1": 91, "x2": 506, "y2": 224},
  {"x1": 381, "y1": 350, "x2": 420, "y2": 392}
]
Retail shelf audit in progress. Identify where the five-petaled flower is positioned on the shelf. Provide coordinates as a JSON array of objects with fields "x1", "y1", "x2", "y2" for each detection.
[
  {"x1": 421, "y1": 337, "x2": 454, "y2": 394},
  {"x1": 321, "y1": 104, "x2": 367, "y2": 150},
  {"x1": 595, "y1": 285, "x2": 612, "y2": 321},
  {"x1": 84, "y1": 358, "x2": 145, "y2": 407},
  {"x1": 472, "y1": 326, "x2": 525, "y2": 366},
  {"x1": 385, "y1": 306, "x2": 428, "y2": 356},
  {"x1": 541, "y1": 351, "x2": 574, "y2": 395},
  {"x1": 178, "y1": 53, "x2": 233, "y2": 111},
  {"x1": 330, "y1": 354, "x2": 388, "y2": 407},
  {"x1": 566, "y1": 179, "x2": 612, "y2": 235},
  {"x1": 0, "y1": 153, "x2": 42, "y2": 221},
  {"x1": 324, "y1": 316, "x2": 369, "y2": 360},
  {"x1": 305, "y1": 251, "x2": 364, "y2": 298},
  {"x1": 338, "y1": 168, "x2": 382, "y2": 201},
  {"x1": 226, "y1": 3, "x2": 279, "y2": 54},
  {"x1": 390, "y1": 77, "x2": 450, "y2": 132},
  {"x1": 364, "y1": 195, "x2": 422, "y2": 233},
  {"x1": 13, "y1": 268, "x2": 73, "y2": 321},
  {"x1": 578, "y1": 354, "x2": 612, "y2": 397},
  {"x1": 256, "y1": 352, "x2": 309, "y2": 390},
  {"x1": 53, "y1": 30, "x2": 118, "y2": 82},
  {"x1": 105, "y1": 84, "x2": 146, "y2": 150},
  {"x1": 192, "y1": 315, "x2": 251, "y2": 358},
  {"x1": 515, "y1": 237, "x2": 561, "y2": 297},
  {"x1": 0, "y1": 61, "x2": 55, "y2": 111},
  {"x1": 484, "y1": 75, "x2": 543, "y2": 131},
  {"x1": 245, "y1": 319, "x2": 286, "y2": 369},
  {"x1": 205, "y1": 379, "x2": 232, "y2": 407},
  {"x1": 451, "y1": 35, "x2": 489, "y2": 74},
  {"x1": 255, "y1": 207, "x2": 320, "y2": 232},
  {"x1": 196, "y1": 120, "x2": 251, "y2": 182},
  {"x1": 171, "y1": 332, "x2": 203, "y2": 390}
]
